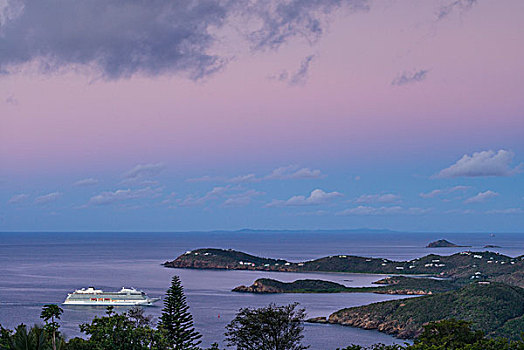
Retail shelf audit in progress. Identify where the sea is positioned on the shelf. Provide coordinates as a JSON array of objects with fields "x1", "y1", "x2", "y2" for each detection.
[{"x1": 1, "y1": 231, "x2": 523, "y2": 349}]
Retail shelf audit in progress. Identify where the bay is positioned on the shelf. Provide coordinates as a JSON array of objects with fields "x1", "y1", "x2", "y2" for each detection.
[{"x1": 1, "y1": 231, "x2": 522, "y2": 349}]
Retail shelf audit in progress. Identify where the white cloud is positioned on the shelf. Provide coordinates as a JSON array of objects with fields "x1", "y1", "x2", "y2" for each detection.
[
  {"x1": 436, "y1": 150, "x2": 521, "y2": 178},
  {"x1": 228, "y1": 174, "x2": 258, "y2": 183},
  {"x1": 178, "y1": 186, "x2": 229, "y2": 207},
  {"x1": 122, "y1": 163, "x2": 165, "y2": 184},
  {"x1": 8, "y1": 193, "x2": 29, "y2": 204},
  {"x1": 291, "y1": 210, "x2": 329, "y2": 216},
  {"x1": 265, "y1": 165, "x2": 323, "y2": 180},
  {"x1": 486, "y1": 208, "x2": 524, "y2": 214},
  {"x1": 337, "y1": 206, "x2": 429, "y2": 216},
  {"x1": 464, "y1": 190, "x2": 499, "y2": 204},
  {"x1": 186, "y1": 165, "x2": 324, "y2": 184},
  {"x1": 185, "y1": 175, "x2": 223, "y2": 183},
  {"x1": 86, "y1": 187, "x2": 162, "y2": 206},
  {"x1": 419, "y1": 185, "x2": 470, "y2": 199},
  {"x1": 34, "y1": 192, "x2": 62, "y2": 204},
  {"x1": 222, "y1": 189, "x2": 265, "y2": 207},
  {"x1": 445, "y1": 209, "x2": 476, "y2": 214},
  {"x1": 266, "y1": 189, "x2": 342, "y2": 207},
  {"x1": 73, "y1": 178, "x2": 99, "y2": 187},
  {"x1": 355, "y1": 193, "x2": 400, "y2": 204}
]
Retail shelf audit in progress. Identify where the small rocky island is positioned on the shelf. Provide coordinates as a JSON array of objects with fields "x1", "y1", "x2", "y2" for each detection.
[
  {"x1": 232, "y1": 276, "x2": 459, "y2": 295},
  {"x1": 426, "y1": 239, "x2": 469, "y2": 248}
]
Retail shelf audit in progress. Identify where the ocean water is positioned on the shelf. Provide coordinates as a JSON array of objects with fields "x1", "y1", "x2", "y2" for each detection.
[{"x1": 0, "y1": 231, "x2": 523, "y2": 349}]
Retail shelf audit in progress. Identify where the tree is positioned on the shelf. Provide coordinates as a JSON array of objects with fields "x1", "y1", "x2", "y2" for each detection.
[
  {"x1": 225, "y1": 303, "x2": 309, "y2": 350},
  {"x1": 40, "y1": 304, "x2": 63, "y2": 350},
  {"x1": 6, "y1": 324, "x2": 48, "y2": 350},
  {"x1": 338, "y1": 345, "x2": 405, "y2": 350},
  {"x1": 78, "y1": 307, "x2": 156, "y2": 350},
  {"x1": 410, "y1": 319, "x2": 484, "y2": 349},
  {"x1": 158, "y1": 276, "x2": 202, "y2": 350}
]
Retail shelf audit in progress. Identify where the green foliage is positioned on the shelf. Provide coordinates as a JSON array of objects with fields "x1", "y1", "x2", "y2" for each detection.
[
  {"x1": 338, "y1": 344, "x2": 405, "y2": 350},
  {"x1": 225, "y1": 302, "x2": 308, "y2": 350},
  {"x1": 1, "y1": 324, "x2": 49, "y2": 350},
  {"x1": 339, "y1": 320, "x2": 524, "y2": 350},
  {"x1": 41, "y1": 304, "x2": 64, "y2": 350},
  {"x1": 0, "y1": 326, "x2": 12, "y2": 350},
  {"x1": 78, "y1": 307, "x2": 158, "y2": 350},
  {"x1": 158, "y1": 276, "x2": 202, "y2": 350},
  {"x1": 331, "y1": 282, "x2": 524, "y2": 339},
  {"x1": 411, "y1": 319, "x2": 484, "y2": 349}
]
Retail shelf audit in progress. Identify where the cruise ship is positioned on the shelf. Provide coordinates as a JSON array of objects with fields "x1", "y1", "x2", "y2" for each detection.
[{"x1": 63, "y1": 287, "x2": 160, "y2": 306}]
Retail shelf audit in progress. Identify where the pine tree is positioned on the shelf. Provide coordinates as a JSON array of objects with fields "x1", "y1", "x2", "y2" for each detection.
[{"x1": 159, "y1": 276, "x2": 202, "y2": 350}]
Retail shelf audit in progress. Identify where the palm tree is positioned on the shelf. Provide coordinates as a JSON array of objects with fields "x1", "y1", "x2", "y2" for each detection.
[
  {"x1": 9, "y1": 324, "x2": 47, "y2": 350},
  {"x1": 40, "y1": 304, "x2": 63, "y2": 350}
]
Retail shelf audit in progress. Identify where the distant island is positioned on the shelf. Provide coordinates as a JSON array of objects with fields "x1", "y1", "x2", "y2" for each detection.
[
  {"x1": 164, "y1": 247, "x2": 524, "y2": 340},
  {"x1": 232, "y1": 276, "x2": 459, "y2": 295},
  {"x1": 484, "y1": 244, "x2": 501, "y2": 248},
  {"x1": 426, "y1": 239, "x2": 470, "y2": 248},
  {"x1": 308, "y1": 282, "x2": 524, "y2": 340},
  {"x1": 164, "y1": 248, "x2": 524, "y2": 287}
]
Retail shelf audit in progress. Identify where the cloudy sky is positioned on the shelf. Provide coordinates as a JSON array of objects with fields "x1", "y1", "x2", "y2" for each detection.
[{"x1": 1, "y1": 0, "x2": 523, "y2": 232}]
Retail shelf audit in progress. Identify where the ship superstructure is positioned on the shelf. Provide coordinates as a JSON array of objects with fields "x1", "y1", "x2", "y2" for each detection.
[{"x1": 64, "y1": 287, "x2": 160, "y2": 306}]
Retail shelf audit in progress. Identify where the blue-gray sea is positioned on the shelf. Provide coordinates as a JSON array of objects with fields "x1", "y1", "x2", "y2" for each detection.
[{"x1": 1, "y1": 231, "x2": 523, "y2": 349}]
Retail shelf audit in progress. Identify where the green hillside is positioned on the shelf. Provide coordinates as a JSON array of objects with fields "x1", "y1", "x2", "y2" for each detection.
[{"x1": 326, "y1": 282, "x2": 524, "y2": 339}]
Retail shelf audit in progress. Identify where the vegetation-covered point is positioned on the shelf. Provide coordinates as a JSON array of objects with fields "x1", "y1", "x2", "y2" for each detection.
[
  {"x1": 426, "y1": 239, "x2": 469, "y2": 248},
  {"x1": 164, "y1": 248, "x2": 524, "y2": 287},
  {"x1": 338, "y1": 319, "x2": 524, "y2": 350},
  {"x1": 163, "y1": 248, "x2": 289, "y2": 270},
  {"x1": 323, "y1": 282, "x2": 524, "y2": 340},
  {"x1": 233, "y1": 276, "x2": 460, "y2": 295}
]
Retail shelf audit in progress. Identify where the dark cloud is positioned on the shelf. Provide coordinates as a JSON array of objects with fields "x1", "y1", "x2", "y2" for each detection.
[
  {"x1": 391, "y1": 69, "x2": 428, "y2": 86},
  {"x1": 246, "y1": 0, "x2": 369, "y2": 51},
  {"x1": 0, "y1": 1, "x2": 231, "y2": 79},
  {"x1": 0, "y1": 0, "x2": 368, "y2": 80},
  {"x1": 5, "y1": 94, "x2": 17, "y2": 105},
  {"x1": 271, "y1": 54, "x2": 316, "y2": 85},
  {"x1": 436, "y1": 0, "x2": 477, "y2": 21}
]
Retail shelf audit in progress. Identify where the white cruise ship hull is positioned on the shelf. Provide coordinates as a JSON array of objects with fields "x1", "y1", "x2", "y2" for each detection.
[
  {"x1": 63, "y1": 298, "x2": 159, "y2": 306},
  {"x1": 63, "y1": 287, "x2": 160, "y2": 306}
]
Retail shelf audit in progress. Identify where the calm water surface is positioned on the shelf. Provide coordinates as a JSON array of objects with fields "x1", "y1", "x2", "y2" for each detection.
[{"x1": 1, "y1": 231, "x2": 523, "y2": 349}]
